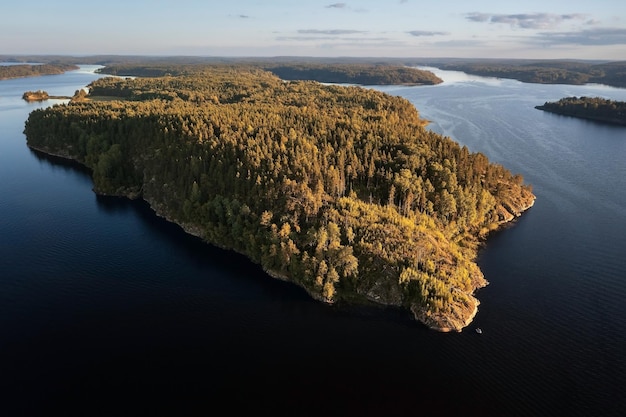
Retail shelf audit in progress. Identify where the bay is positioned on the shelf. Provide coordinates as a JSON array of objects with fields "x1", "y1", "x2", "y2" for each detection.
[{"x1": 1, "y1": 65, "x2": 625, "y2": 417}]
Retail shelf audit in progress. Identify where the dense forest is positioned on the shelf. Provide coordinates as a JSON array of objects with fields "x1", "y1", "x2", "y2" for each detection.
[
  {"x1": 96, "y1": 62, "x2": 443, "y2": 85},
  {"x1": 536, "y1": 96, "x2": 626, "y2": 126},
  {"x1": 24, "y1": 65, "x2": 535, "y2": 331},
  {"x1": 0, "y1": 63, "x2": 79, "y2": 80}
]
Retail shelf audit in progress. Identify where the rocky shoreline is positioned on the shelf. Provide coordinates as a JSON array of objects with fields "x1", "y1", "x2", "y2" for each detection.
[
  {"x1": 27, "y1": 140, "x2": 535, "y2": 333},
  {"x1": 535, "y1": 105, "x2": 626, "y2": 126}
]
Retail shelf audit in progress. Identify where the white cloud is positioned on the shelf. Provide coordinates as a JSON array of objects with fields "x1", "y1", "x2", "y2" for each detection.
[
  {"x1": 407, "y1": 30, "x2": 449, "y2": 37},
  {"x1": 466, "y1": 12, "x2": 588, "y2": 30}
]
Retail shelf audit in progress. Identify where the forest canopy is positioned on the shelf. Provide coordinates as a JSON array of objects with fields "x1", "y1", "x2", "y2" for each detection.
[{"x1": 24, "y1": 65, "x2": 534, "y2": 331}]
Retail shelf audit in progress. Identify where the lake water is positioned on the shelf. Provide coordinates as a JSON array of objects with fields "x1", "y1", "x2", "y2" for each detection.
[{"x1": 1, "y1": 65, "x2": 625, "y2": 417}]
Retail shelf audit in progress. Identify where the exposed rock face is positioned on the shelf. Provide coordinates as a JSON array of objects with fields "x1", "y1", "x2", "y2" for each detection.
[
  {"x1": 411, "y1": 295, "x2": 480, "y2": 332},
  {"x1": 497, "y1": 187, "x2": 536, "y2": 223}
]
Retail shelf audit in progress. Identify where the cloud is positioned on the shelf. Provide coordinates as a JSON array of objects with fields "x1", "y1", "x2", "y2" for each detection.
[
  {"x1": 428, "y1": 39, "x2": 490, "y2": 48},
  {"x1": 407, "y1": 30, "x2": 449, "y2": 37},
  {"x1": 326, "y1": 3, "x2": 347, "y2": 8},
  {"x1": 324, "y1": 3, "x2": 368, "y2": 13},
  {"x1": 533, "y1": 27, "x2": 626, "y2": 46},
  {"x1": 299, "y1": 29, "x2": 367, "y2": 35},
  {"x1": 228, "y1": 14, "x2": 251, "y2": 19},
  {"x1": 317, "y1": 40, "x2": 410, "y2": 50},
  {"x1": 465, "y1": 12, "x2": 490, "y2": 23},
  {"x1": 466, "y1": 12, "x2": 587, "y2": 29},
  {"x1": 277, "y1": 36, "x2": 394, "y2": 44}
]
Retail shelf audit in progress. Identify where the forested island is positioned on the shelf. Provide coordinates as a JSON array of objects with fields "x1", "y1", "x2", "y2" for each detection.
[
  {"x1": 255, "y1": 63, "x2": 443, "y2": 85},
  {"x1": 0, "y1": 63, "x2": 79, "y2": 80},
  {"x1": 24, "y1": 65, "x2": 535, "y2": 332},
  {"x1": 417, "y1": 59, "x2": 626, "y2": 88},
  {"x1": 536, "y1": 96, "x2": 626, "y2": 126},
  {"x1": 95, "y1": 62, "x2": 443, "y2": 86}
]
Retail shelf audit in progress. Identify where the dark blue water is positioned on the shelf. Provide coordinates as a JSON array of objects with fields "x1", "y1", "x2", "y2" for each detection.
[{"x1": 1, "y1": 66, "x2": 625, "y2": 417}]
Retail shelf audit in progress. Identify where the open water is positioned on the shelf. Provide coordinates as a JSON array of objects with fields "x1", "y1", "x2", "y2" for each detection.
[{"x1": 1, "y1": 65, "x2": 625, "y2": 416}]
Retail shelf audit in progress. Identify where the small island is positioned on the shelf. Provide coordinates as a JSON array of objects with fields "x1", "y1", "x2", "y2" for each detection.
[
  {"x1": 22, "y1": 90, "x2": 73, "y2": 102},
  {"x1": 24, "y1": 64, "x2": 534, "y2": 332},
  {"x1": 535, "y1": 96, "x2": 626, "y2": 126},
  {"x1": 22, "y1": 90, "x2": 49, "y2": 101}
]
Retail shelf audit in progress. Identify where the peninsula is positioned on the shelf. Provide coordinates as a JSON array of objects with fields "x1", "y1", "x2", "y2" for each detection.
[
  {"x1": 24, "y1": 64, "x2": 535, "y2": 332},
  {"x1": 535, "y1": 96, "x2": 626, "y2": 126},
  {"x1": 0, "y1": 63, "x2": 79, "y2": 80}
]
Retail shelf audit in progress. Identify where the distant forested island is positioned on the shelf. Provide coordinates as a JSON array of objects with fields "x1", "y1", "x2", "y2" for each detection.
[
  {"x1": 0, "y1": 64, "x2": 79, "y2": 80},
  {"x1": 95, "y1": 62, "x2": 443, "y2": 86},
  {"x1": 24, "y1": 64, "x2": 534, "y2": 332},
  {"x1": 420, "y1": 60, "x2": 626, "y2": 88},
  {"x1": 256, "y1": 63, "x2": 443, "y2": 85},
  {"x1": 536, "y1": 96, "x2": 626, "y2": 126}
]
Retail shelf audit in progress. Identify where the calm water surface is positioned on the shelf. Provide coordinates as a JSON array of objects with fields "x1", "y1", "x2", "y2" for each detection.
[{"x1": 1, "y1": 66, "x2": 625, "y2": 417}]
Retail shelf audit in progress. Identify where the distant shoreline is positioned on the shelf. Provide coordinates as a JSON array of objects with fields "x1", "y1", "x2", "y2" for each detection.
[{"x1": 0, "y1": 63, "x2": 79, "y2": 81}]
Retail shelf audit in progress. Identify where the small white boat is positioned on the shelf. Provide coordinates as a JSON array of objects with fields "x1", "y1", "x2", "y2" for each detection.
[{"x1": 475, "y1": 327, "x2": 483, "y2": 334}]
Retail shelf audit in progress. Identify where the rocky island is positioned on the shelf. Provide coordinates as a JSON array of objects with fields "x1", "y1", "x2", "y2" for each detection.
[
  {"x1": 24, "y1": 64, "x2": 535, "y2": 332},
  {"x1": 536, "y1": 96, "x2": 626, "y2": 126},
  {"x1": 22, "y1": 90, "x2": 50, "y2": 101},
  {"x1": 23, "y1": 89, "x2": 89, "y2": 102}
]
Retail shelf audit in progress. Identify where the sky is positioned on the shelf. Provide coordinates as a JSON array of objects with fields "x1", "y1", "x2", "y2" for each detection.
[{"x1": 2, "y1": 0, "x2": 625, "y2": 60}]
